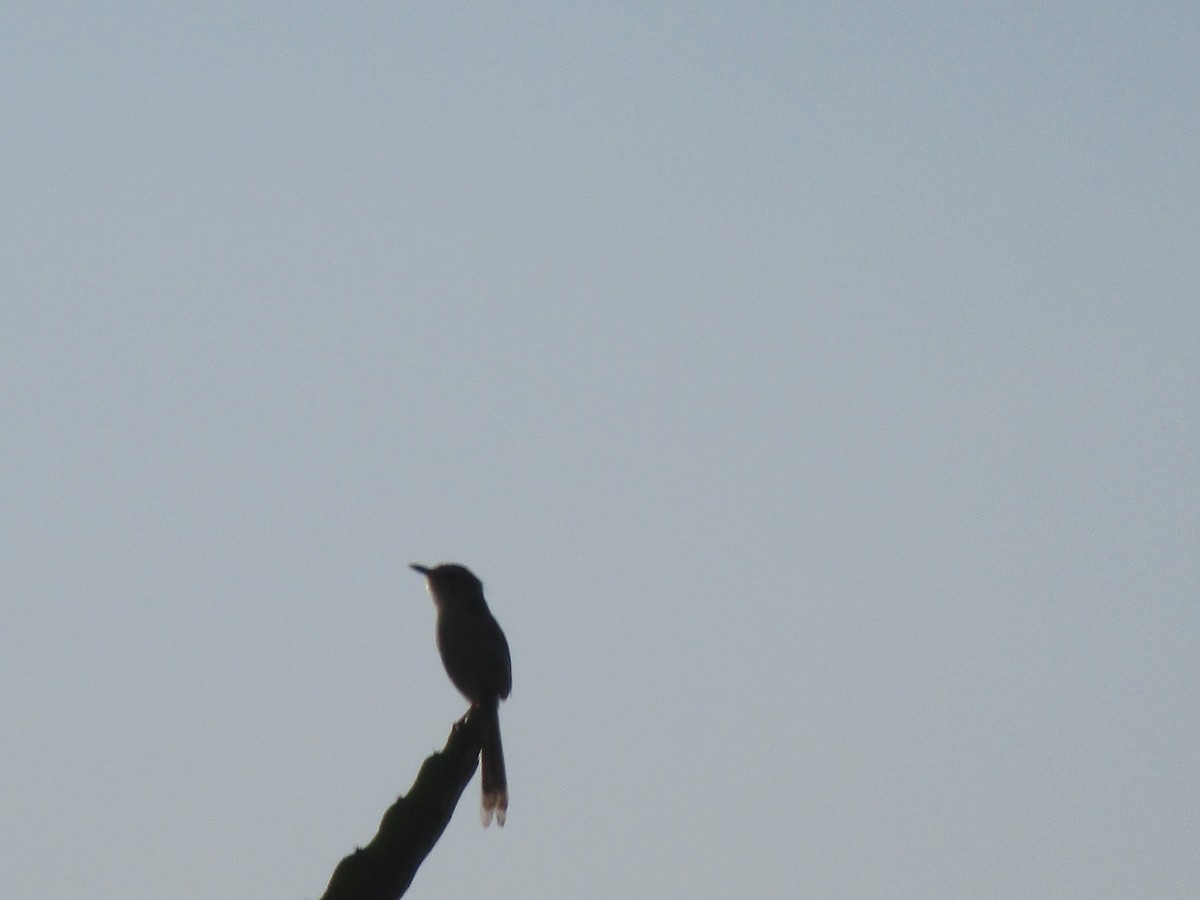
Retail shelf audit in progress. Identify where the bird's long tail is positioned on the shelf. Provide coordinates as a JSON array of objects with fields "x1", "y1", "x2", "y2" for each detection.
[{"x1": 480, "y1": 703, "x2": 507, "y2": 827}]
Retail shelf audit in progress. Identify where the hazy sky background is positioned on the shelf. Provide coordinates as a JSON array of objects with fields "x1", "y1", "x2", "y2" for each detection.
[{"x1": 3, "y1": 3, "x2": 1198, "y2": 897}]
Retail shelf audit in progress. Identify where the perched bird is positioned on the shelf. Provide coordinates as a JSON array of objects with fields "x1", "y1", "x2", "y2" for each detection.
[{"x1": 410, "y1": 562, "x2": 512, "y2": 826}]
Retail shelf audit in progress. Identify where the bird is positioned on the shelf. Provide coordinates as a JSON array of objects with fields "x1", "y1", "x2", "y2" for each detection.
[{"x1": 410, "y1": 562, "x2": 512, "y2": 826}]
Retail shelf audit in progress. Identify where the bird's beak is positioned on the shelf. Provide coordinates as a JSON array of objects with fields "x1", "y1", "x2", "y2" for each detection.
[{"x1": 410, "y1": 563, "x2": 431, "y2": 576}]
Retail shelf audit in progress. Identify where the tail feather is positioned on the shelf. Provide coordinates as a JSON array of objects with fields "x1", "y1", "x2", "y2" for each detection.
[{"x1": 479, "y1": 704, "x2": 507, "y2": 827}]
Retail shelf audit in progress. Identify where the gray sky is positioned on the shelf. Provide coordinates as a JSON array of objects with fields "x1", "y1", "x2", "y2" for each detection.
[{"x1": 3, "y1": 3, "x2": 1198, "y2": 897}]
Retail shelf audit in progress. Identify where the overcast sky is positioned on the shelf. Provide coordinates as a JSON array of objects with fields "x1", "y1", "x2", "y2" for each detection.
[{"x1": 3, "y1": 3, "x2": 1198, "y2": 897}]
